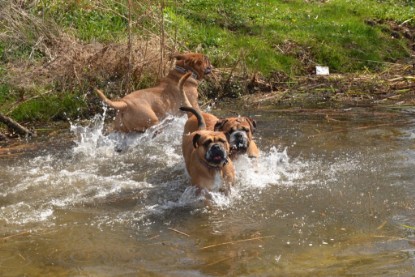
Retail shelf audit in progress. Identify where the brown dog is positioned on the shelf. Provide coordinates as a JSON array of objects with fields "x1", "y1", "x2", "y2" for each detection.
[
  {"x1": 183, "y1": 111, "x2": 259, "y2": 159},
  {"x1": 180, "y1": 106, "x2": 235, "y2": 193},
  {"x1": 215, "y1": 117, "x2": 259, "y2": 159},
  {"x1": 96, "y1": 53, "x2": 212, "y2": 132}
]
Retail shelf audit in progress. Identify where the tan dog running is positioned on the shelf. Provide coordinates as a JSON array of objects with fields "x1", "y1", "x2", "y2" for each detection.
[
  {"x1": 183, "y1": 111, "x2": 259, "y2": 159},
  {"x1": 180, "y1": 106, "x2": 235, "y2": 194},
  {"x1": 96, "y1": 53, "x2": 212, "y2": 132}
]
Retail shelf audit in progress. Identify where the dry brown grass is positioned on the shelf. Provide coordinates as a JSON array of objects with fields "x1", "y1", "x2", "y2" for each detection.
[{"x1": 0, "y1": 1, "x2": 176, "y2": 100}]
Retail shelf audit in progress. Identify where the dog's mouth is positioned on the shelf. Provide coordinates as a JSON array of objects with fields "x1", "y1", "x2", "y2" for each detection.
[
  {"x1": 205, "y1": 144, "x2": 228, "y2": 167},
  {"x1": 229, "y1": 131, "x2": 249, "y2": 152},
  {"x1": 231, "y1": 143, "x2": 248, "y2": 151}
]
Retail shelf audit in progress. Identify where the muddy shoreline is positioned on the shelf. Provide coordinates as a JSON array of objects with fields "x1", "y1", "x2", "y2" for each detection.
[{"x1": 238, "y1": 64, "x2": 415, "y2": 109}]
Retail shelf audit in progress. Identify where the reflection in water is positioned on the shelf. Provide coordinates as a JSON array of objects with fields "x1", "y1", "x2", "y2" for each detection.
[{"x1": 0, "y1": 107, "x2": 415, "y2": 276}]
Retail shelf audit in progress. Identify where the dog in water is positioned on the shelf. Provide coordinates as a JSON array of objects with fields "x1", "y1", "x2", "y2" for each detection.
[
  {"x1": 96, "y1": 53, "x2": 212, "y2": 132},
  {"x1": 180, "y1": 106, "x2": 235, "y2": 195},
  {"x1": 182, "y1": 111, "x2": 259, "y2": 159}
]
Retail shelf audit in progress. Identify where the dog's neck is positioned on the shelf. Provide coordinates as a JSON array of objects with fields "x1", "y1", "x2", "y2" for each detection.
[
  {"x1": 175, "y1": 65, "x2": 199, "y2": 80},
  {"x1": 165, "y1": 68, "x2": 199, "y2": 87}
]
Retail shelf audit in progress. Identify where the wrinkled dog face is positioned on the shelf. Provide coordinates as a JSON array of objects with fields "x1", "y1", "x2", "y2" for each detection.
[
  {"x1": 214, "y1": 117, "x2": 256, "y2": 154},
  {"x1": 228, "y1": 129, "x2": 249, "y2": 150},
  {"x1": 193, "y1": 132, "x2": 229, "y2": 167},
  {"x1": 175, "y1": 53, "x2": 212, "y2": 80}
]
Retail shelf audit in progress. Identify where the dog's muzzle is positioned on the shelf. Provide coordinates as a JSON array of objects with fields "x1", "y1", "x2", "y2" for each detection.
[
  {"x1": 205, "y1": 144, "x2": 228, "y2": 167},
  {"x1": 229, "y1": 131, "x2": 249, "y2": 152},
  {"x1": 204, "y1": 66, "x2": 212, "y2": 75}
]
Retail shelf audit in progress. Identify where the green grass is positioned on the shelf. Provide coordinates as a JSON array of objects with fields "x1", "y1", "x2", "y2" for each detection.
[
  {"x1": 0, "y1": 83, "x2": 87, "y2": 122},
  {"x1": 0, "y1": 0, "x2": 414, "y2": 122},
  {"x1": 10, "y1": 93, "x2": 87, "y2": 122},
  {"x1": 34, "y1": 0, "x2": 129, "y2": 42},
  {"x1": 21, "y1": 0, "x2": 415, "y2": 75},
  {"x1": 165, "y1": 0, "x2": 414, "y2": 75},
  {"x1": 0, "y1": 84, "x2": 11, "y2": 105}
]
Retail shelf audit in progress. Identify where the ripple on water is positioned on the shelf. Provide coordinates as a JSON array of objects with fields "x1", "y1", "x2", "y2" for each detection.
[{"x1": 2, "y1": 109, "x2": 415, "y2": 276}]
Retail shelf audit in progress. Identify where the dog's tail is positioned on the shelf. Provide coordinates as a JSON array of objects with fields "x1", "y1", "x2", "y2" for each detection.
[
  {"x1": 95, "y1": 89, "x2": 128, "y2": 110},
  {"x1": 179, "y1": 72, "x2": 193, "y2": 108},
  {"x1": 180, "y1": 106, "x2": 206, "y2": 130}
]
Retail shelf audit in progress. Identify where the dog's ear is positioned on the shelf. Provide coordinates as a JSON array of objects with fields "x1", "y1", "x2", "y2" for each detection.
[
  {"x1": 174, "y1": 54, "x2": 186, "y2": 61},
  {"x1": 246, "y1": 117, "x2": 257, "y2": 133},
  {"x1": 192, "y1": 133, "x2": 202, "y2": 148},
  {"x1": 214, "y1": 119, "x2": 228, "y2": 131},
  {"x1": 186, "y1": 56, "x2": 200, "y2": 67}
]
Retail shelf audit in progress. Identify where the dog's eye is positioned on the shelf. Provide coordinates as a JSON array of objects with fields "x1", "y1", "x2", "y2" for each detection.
[
  {"x1": 228, "y1": 128, "x2": 236, "y2": 135},
  {"x1": 203, "y1": 139, "x2": 212, "y2": 147},
  {"x1": 242, "y1": 127, "x2": 250, "y2": 133}
]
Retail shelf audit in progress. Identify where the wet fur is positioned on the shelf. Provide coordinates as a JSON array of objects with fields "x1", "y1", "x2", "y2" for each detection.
[{"x1": 180, "y1": 107, "x2": 235, "y2": 192}]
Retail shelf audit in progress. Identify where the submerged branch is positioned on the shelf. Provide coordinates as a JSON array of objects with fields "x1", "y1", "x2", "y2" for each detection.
[
  {"x1": 0, "y1": 230, "x2": 32, "y2": 241},
  {"x1": 200, "y1": 235, "x2": 275, "y2": 250},
  {"x1": 167, "y1": 227, "x2": 190, "y2": 237}
]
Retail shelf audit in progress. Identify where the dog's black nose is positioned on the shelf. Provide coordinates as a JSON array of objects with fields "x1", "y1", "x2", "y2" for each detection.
[{"x1": 211, "y1": 144, "x2": 221, "y2": 150}]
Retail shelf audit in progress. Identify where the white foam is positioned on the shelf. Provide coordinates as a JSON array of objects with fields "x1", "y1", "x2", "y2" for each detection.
[{"x1": 1, "y1": 110, "x2": 306, "y2": 227}]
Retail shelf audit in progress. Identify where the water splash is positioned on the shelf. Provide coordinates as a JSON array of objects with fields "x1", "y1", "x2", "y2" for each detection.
[
  {"x1": 1, "y1": 110, "x2": 303, "y2": 228},
  {"x1": 70, "y1": 106, "x2": 117, "y2": 158},
  {"x1": 234, "y1": 146, "x2": 291, "y2": 189}
]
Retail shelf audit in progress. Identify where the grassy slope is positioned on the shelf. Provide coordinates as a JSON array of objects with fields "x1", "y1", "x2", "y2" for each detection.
[
  {"x1": 170, "y1": 0, "x2": 413, "y2": 74},
  {"x1": 0, "y1": 0, "x2": 414, "y2": 122}
]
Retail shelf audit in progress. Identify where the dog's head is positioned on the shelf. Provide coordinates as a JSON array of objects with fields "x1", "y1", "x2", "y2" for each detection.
[
  {"x1": 192, "y1": 131, "x2": 230, "y2": 168},
  {"x1": 175, "y1": 53, "x2": 212, "y2": 80},
  {"x1": 214, "y1": 117, "x2": 256, "y2": 155}
]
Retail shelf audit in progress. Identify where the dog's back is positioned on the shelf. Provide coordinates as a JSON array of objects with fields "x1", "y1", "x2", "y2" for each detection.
[
  {"x1": 179, "y1": 106, "x2": 206, "y2": 130},
  {"x1": 183, "y1": 111, "x2": 218, "y2": 135},
  {"x1": 95, "y1": 53, "x2": 211, "y2": 133}
]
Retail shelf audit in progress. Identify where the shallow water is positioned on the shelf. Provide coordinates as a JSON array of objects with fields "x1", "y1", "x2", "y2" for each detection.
[{"x1": 1, "y1": 106, "x2": 415, "y2": 276}]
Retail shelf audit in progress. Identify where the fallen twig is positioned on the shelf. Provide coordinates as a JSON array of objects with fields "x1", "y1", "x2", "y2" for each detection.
[
  {"x1": 147, "y1": 235, "x2": 160, "y2": 240},
  {"x1": 388, "y1": 76, "x2": 415, "y2": 82},
  {"x1": 1, "y1": 230, "x2": 31, "y2": 241},
  {"x1": 167, "y1": 227, "x2": 190, "y2": 237},
  {"x1": 202, "y1": 256, "x2": 234, "y2": 268},
  {"x1": 400, "y1": 224, "x2": 415, "y2": 230},
  {"x1": 376, "y1": 220, "x2": 388, "y2": 230},
  {"x1": 0, "y1": 112, "x2": 35, "y2": 137},
  {"x1": 200, "y1": 235, "x2": 274, "y2": 250}
]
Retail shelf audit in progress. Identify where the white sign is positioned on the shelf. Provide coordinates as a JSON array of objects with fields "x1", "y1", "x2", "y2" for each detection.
[{"x1": 316, "y1": 66, "x2": 329, "y2": 75}]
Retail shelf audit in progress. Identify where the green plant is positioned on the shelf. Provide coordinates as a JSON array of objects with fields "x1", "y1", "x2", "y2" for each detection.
[
  {"x1": 10, "y1": 93, "x2": 87, "y2": 122},
  {"x1": 36, "y1": 0, "x2": 129, "y2": 42}
]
